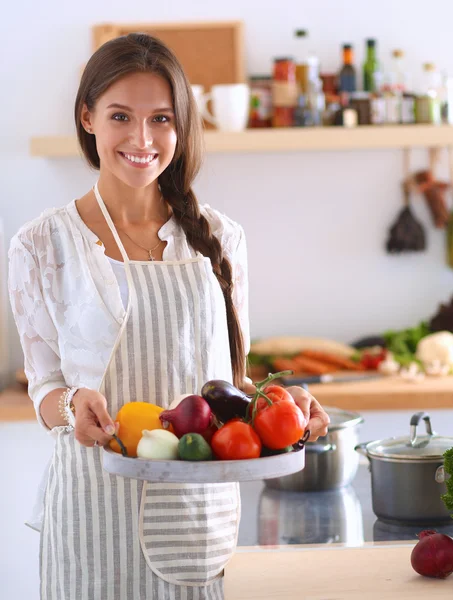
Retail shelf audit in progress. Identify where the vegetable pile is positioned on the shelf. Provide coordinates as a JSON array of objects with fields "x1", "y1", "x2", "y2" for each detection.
[{"x1": 109, "y1": 370, "x2": 308, "y2": 462}]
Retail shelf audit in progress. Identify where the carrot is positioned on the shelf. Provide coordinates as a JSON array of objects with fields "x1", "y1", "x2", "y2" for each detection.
[
  {"x1": 292, "y1": 355, "x2": 338, "y2": 375},
  {"x1": 271, "y1": 358, "x2": 300, "y2": 372},
  {"x1": 299, "y1": 350, "x2": 365, "y2": 371}
]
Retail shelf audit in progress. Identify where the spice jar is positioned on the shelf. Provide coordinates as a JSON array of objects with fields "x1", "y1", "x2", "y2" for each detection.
[
  {"x1": 249, "y1": 76, "x2": 273, "y2": 128},
  {"x1": 349, "y1": 92, "x2": 372, "y2": 125},
  {"x1": 272, "y1": 57, "x2": 297, "y2": 127}
]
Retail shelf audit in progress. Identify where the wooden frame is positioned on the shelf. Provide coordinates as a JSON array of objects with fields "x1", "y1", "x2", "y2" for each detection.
[{"x1": 91, "y1": 21, "x2": 245, "y2": 84}]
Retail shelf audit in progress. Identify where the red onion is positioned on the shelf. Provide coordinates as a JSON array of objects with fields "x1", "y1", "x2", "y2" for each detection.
[
  {"x1": 159, "y1": 395, "x2": 212, "y2": 439},
  {"x1": 411, "y1": 530, "x2": 453, "y2": 579}
]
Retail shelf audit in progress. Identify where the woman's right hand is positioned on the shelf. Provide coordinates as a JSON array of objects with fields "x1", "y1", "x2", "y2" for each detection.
[{"x1": 72, "y1": 388, "x2": 116, "y2": 448}]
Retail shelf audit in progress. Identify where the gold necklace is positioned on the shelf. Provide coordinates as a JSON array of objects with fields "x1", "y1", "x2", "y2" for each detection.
[{"x1": 117, "y1": 227, "x2": 164, "y2": 261}]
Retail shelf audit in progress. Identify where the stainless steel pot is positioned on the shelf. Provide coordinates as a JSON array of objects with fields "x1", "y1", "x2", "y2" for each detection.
[
  {"x1": 265, "y1": 406, "x2": 364, "y2": 491},
  {"x1": 355, "y1": 412, "x2": 453, "y2": 525}
]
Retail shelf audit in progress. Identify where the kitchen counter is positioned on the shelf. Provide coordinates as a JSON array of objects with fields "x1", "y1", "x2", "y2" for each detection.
[
  {"x1": 237, "y1": 463, "x2": 453, "y2": 548},
  {"x1": 307, "y1": 374, "x2": 453, "y2": 410},
  {"x1": 225, "y1": 542, "x2": 450, "y2": 599},
  {"x1": 0, "y1": 385, "x2": 35, "y2": 421},
  {"x1": 2, "y1": 375, "x2": 453, "y2": 422}
]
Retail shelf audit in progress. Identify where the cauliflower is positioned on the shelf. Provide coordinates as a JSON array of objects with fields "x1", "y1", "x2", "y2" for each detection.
[{"x1": 416, "y1": 331, "x2": 453, "y2": 369}]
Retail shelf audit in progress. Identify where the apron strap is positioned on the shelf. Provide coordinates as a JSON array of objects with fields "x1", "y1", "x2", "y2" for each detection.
[
  {"x1": 93, "y1": 182, "x2": 134, "y2": 307},
  {"x1": 93, "y1": 182, "x2": 130, "y2": 265}
]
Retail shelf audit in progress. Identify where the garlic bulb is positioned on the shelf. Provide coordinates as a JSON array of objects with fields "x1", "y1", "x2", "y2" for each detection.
[
  {"x1": 399, "y1": 362, "x2": 425, "y2": 383},
  {"x1": 137, "y1": 429, "x2": 180, "y2": 460},
  {"x1": 378, "y1": 352, "x2": 400, "y2": 376},
  {"x1": 423, "y1": 360, "x2": 451, "y2": 376}
]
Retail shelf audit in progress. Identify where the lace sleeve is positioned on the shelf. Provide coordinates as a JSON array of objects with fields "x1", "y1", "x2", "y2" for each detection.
[
  {"x1": 8, "y1": 233, "x2": 66, "y2": 430},
  {"x1": 231, "y1": 226, "x2": 251, "y2": 375}
]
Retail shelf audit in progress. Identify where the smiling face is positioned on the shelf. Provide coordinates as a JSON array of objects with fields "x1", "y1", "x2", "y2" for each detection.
[{"x1": 80, "y1": 71, "x2": 177, "y2": 189}]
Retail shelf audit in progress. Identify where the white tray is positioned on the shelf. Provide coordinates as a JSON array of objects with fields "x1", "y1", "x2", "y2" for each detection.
[{"x1": 102, "y1": 446, "x2": 305, "y2": 483}]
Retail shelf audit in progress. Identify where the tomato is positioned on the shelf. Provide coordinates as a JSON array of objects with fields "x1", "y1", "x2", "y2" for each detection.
[
  {"x1": 252, "y1": 384, "x2": 295, "y2": 414},
  {"x1": 211, "y1": 421, "x2": 262, "y2": 460},
  {"x1": 254, "y1": 400, "x2": 306, "y2": 450},
  {"x1": 200, "y1": 421, "x2": 219, "y2": 445},
  {"x1": 359, "y1": 349, "x2": 387, "y2": 370}
]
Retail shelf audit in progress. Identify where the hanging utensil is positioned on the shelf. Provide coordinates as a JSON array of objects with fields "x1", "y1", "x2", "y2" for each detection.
[{"x1": 386, "y1": 148, "x2": 426, "y2": 253}]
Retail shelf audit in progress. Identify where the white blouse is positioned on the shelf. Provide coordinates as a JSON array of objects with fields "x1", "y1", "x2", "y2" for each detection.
[{"x1": 8, "y1": 199, "x2": 250, "y2": 431}]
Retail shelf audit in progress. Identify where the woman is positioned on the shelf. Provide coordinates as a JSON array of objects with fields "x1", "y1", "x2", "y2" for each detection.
[{"x1": 9, "y1": 33, "x2": 329, "y2": 599}]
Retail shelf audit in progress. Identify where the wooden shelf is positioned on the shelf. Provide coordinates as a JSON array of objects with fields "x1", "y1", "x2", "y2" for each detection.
[{"x1": 30, "y1": 125, "x2": 453, "y2": 157}]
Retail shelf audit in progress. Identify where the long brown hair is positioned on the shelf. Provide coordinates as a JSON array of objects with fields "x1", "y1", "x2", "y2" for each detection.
[{"x1": 74, "y1": 33, "x2": 245, "y2": 388}]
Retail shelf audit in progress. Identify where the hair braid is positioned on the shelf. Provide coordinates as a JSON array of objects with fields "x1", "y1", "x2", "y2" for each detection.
[{"x1": 159, "y1": 177, "x2": 245, "y2": 388}]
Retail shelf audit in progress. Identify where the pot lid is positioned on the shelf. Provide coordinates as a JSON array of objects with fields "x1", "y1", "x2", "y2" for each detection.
[
  {"x1": 363, "y1": 412, "x2": 453, "y2": 460},
  {"x1": 324, "y1": 406, "x2": 364, "y2": 431},
  {"x1": 365, "y1": 435, "x2": 453, "y2": 460}
]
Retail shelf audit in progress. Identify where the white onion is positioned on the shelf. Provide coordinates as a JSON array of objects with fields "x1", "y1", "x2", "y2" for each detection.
[{"x1": 136, "y1": 429, "x2": 180, "y2": 460}]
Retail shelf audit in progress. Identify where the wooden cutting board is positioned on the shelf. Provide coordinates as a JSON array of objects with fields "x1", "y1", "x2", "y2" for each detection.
[{"x1": 225, "y1": 543, "x2": 452, "y2": 599}]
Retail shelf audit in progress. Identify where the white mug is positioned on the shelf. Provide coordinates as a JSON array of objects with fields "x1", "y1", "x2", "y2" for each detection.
[
  {"x1": 191, "y1": 83, "x2": 250, "y2": 132},
  {"x1": 191, "y1": 85, "x2": 210, "y2": 116}
]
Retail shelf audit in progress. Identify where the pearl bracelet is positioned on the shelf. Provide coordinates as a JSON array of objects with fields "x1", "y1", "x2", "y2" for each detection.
[{"x1": 58, "y1": 387, "x2": 78, "y2": 428}]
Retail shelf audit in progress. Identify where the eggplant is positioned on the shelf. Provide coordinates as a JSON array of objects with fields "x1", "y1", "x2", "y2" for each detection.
[
  {"x1": 200, "y1": 380, "x2": 252, "y2": 423},
  {"x1": 350, "y1": 335, "x2": 386, "y2": 349}
]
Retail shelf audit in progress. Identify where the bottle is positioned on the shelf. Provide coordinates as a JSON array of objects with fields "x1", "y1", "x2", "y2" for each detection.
[
  {"x1": 294, "y1": 94, "x2": 314, "y2": 127},
  {"x1": 294, "y1": 29, "x2": 319, "y2": 95},
  {"x1": 387, "y1": 50, "x2": 416, "y2": 123},
  {"x1": 293, "y1": 30, "x2": 324, "y2": 126},
  {"x1": 389, "y1": 49, "x2": 407, "y2": 94},
  {"x1": 383, "y1": 50, "x2": 405, "y2": 124},
  {"x1": 363, "y1": 39, "x2": 380, "y2": 92},
  {"x1": 338, "y1": 44, "x2": 356, "y2": 94},
  {"x1": 415, "y1": 63, "x2": 442, "y2": 124},
  {"x1": 333, "y1": 92, "x2": 358, "y2": 127}
]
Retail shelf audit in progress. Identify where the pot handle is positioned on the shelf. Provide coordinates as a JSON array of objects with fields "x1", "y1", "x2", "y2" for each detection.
[
  {"x1": 409, "y1": 412, "x2": 434, "y2": 447},
  {"x1": 435, "y1": 465, "x2": 452, "y2": 484},
  {"x1": 306, "y1": 442, "x2": 337, "y2": 455},
  {"x1": 354, "y1": 442, "x2": 371, "y2": 461}
]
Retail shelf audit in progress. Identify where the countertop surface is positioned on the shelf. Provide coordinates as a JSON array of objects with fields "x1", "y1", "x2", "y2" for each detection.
[
  {"x1": 225, "y1": 543, "x2": 450, "y2": 599},
  {"x1": 3, "y1": 375, "x2": 453, "y2": 422},
  {"x1": 237, "y1": 463, "x2": 453, "y2": 548}
]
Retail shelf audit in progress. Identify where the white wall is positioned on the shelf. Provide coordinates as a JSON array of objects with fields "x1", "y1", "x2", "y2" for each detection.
[{"x1": 4, "y1": 1, "x2": 453, "y2": 375}]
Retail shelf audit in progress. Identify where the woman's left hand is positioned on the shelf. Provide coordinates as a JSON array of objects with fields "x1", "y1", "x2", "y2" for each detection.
[{"x1": 285, "y1": 386, "x2": 330, "y2": 441}]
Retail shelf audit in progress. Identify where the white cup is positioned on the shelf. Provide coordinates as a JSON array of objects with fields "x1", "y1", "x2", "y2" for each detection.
[
  {"x1": 192, "y1": 83, "x2": 250, "y2": 132},
  {"x1": 191, "y1": 85, "x2": 209, "y2": 114}
]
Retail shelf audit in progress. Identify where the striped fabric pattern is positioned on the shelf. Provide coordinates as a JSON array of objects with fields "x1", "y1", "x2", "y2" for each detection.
[{"x1": 40, "y1": 257, "x2": 239, "y2": 600}]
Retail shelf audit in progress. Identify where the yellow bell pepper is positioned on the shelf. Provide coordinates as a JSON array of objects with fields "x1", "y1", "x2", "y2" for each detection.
[{"x1": 110, "y1": 401, "x2": 165, "y2": 458}]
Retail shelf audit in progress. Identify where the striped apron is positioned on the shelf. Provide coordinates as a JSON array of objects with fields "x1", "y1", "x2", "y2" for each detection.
[{"x1": 39, "y1": 184, "x2": 241, "y2": 599}]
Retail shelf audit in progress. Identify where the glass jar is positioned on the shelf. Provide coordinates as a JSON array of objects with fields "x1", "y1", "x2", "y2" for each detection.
[
  {"x1": 249, "y1": 76, "x2": 273, "y2": 128},
  {"x1": 272, "y1": 57, "x2": 297, "y2": 127}
]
